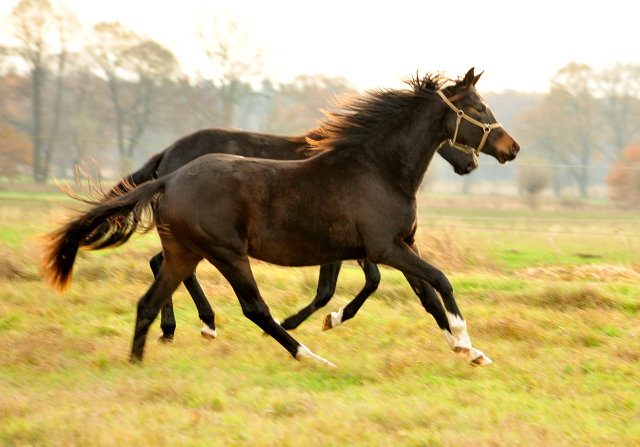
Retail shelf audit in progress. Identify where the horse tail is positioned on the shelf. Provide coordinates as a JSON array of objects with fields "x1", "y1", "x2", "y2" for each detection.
[
  {"x1": 108, "y1": 151, "x2": 164, "y2": 197},
  {"x1": 82, "y1": 151, "x2": 165, "y2": 245},
  {"x1": 42, "y1": 178, "x2": 167, "y2": 292}
]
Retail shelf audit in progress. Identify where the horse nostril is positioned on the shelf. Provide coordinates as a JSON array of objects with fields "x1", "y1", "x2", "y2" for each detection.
[{"x1": 511, "y1": 142, "x2": 520, "y2": 155}]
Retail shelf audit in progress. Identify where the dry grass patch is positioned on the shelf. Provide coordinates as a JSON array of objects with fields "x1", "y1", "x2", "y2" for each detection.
[
  {"x1": 478, "y1": 314, "x2": 544, "y2": 342},
  {"x1": 534, "y1": 284, "x2": 617, "y2": 310},
  {"x1": 516, "y1": 263, "x2": 640, "y2": 282}
]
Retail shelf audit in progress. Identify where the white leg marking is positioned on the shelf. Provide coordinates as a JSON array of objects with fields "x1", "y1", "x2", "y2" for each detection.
[
  {"x1": 442, "y1": 312, "x2": 471, "y2": 350},
  {"x1": 442, "y1": 312, "x2": 492, "y2": 366},
  {"x1": 296, "y1": 344, "x2": 336, "y2": 368},
  {"x1": 330, "y1": 308, "x2": 344, "y2": 328},
  {"x1": 201, "y1": 325, "x2": 217, "y2": 339}
]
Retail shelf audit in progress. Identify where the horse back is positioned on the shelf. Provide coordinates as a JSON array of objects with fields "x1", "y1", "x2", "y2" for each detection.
[
  {"x1": 156, "y1": 128, "x2": 310, "y2": 178},
  {"x1": 157, "y1": 154, "x2": 367, "y2": 266}
]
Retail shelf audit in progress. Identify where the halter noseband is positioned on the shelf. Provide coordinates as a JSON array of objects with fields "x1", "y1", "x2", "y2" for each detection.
[{"x1": 436, "y1": 89, "x2": 503, "y2": 156}]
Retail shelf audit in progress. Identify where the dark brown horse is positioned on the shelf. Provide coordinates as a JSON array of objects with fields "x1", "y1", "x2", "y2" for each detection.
[
  {"x1": 96, "y1": 120, "x2": 478, "y2": 344},
  {"x1": 44, "y1": 68, "x2": 519, "y2": 367}
]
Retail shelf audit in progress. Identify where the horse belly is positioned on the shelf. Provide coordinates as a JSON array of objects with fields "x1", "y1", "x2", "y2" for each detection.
[{"x1": 247, "y1": 220, "x2": 364, "y2": 267}]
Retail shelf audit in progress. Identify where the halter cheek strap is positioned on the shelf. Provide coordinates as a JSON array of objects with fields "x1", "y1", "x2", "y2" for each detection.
[{"x1": 436, "y1": 90, "x2": 503, "y2": 156}]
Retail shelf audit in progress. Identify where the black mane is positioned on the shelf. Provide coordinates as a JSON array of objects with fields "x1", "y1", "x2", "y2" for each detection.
[{"x1": 309, "y1": 72, "x2": 466, "y2": 152}]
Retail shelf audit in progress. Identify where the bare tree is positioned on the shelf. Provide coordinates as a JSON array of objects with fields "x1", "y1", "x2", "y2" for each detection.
[
  {"x1": 195, "y1": 14, "x2": 267, "y2": 127},
  {"x1": 4, "y1": 0, "x2": 80, "y2": 182},
  {"x1": 263, "y1": 74, "x2": 357, "y2": 135},
  {"x1": 515, "y1": 63, "x2": 600, "y2": 198},
  {"x1": 89, "y1": 21, "x2": 178, "y2": 174},
  {"x1": 6, "y1": 0, "x2": 52, "y2": 182},
  {"x1": 594, "y1": 63, "x2": 640, "y2": 161}
]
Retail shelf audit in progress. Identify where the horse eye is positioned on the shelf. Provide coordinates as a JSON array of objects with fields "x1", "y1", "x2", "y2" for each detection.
[{"x1": 473, "y1": 104, "x2": 486, "y2": 113}]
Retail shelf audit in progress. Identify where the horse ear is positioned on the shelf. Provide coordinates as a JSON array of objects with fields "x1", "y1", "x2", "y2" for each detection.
[
  {"x1": 473, "y1": 70, "x2": 484, "y2": 86},
  {"x1": 463, "y1": 68, "x2": 476, "y2": 87}
]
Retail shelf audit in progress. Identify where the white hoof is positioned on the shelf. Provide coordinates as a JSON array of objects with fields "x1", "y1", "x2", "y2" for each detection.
[
  {"x1": 455, "y1": 347, "x2": 492, "y2": 367},
  {"x1": 322, "y1": 308, "x2": 344, "y2": 331},
  {"x1": 296, "y1": 344, "x2": 336, "y2": 368},
  {"x1": 201, "y1": 325, "x2": 217, "y2": 340}
]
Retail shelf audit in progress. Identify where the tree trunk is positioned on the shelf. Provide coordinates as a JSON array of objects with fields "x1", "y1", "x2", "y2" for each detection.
[{"x1": 31, "y1": 64, "x2": 45, "y2": 183}]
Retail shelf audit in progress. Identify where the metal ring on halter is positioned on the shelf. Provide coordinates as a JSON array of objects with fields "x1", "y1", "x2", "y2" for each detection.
[
  {"x1": 457, "y1": 110, "x2": 464, "y2": 117},
  {"x1": 483, "y1": 124, "x2": 491, "y2": 133}
]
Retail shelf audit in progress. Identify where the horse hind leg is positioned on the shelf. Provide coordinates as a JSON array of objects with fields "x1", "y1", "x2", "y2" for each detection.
[
  {"x1": 131, "y1": 249, "x2": 201, "y2": 362},
  {"x1": 211, "y1": 253, "x2": 335, "y2": 368},
  {"x1": 151, "y1": 252, "x2": 176, "y2": 343},
  {"x1": 280, "y1": 262, "x2": 342, "y2": 330},
  {"x1": 152, "y1": 252, "x2": 217, "y2": 341},
  {"x1": 322, "y1": 259, "x2": 380, "y2": 330},
  {"x1": 182, "y1": 271, "x2": 217, "y2": 340}
]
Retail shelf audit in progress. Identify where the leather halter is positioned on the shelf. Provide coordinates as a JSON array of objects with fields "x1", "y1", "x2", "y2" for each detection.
[{"x1": 436, "y1": 89, "x2": 503, "y2": 156}]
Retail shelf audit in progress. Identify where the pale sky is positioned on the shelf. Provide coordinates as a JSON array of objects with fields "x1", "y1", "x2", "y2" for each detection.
[{"x1": 1, "y1": 0, "x2": 639, "y2": 93}]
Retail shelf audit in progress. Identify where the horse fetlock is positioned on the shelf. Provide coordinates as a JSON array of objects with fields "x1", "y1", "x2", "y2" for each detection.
[
  {"x1": 158, "y1": 333, "x2": 174, "y2": 344},
  {"x1": 296, "y1": 344, "x2": 336, "y2": 368},
  {"x1": 201, "y1": 325, "x2": 217, "y2": 340},
  {"x1": 443, "y1": 312, "x2": 471, "y2": 348},
  {"x1": 322, "y1": 308, "x2": 344, "y2": 331}
]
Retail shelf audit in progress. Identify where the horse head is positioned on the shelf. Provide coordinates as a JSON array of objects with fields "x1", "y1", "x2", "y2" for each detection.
[{"x1": 439, "y1": 68, "x2": 520, "y2": 164}]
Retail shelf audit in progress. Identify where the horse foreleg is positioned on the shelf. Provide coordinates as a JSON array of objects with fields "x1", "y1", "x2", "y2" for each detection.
[
  {"x1": 280, "y1": 262, "x2": 342, "y2": 330},
  {"x1": 372, "y1": 240, "x2": 491, "y2": 367},
  {"x1": 322, "y1": 259, "x2": 380, "y2": 330},
  {"x1": 403, "y1": 274, "x2": 450, "y2": 331}
]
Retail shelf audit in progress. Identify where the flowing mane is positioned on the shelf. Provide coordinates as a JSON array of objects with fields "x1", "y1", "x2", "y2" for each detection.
[{"x1": 308, "y1": 72, "x2": 465, "y2": 152}]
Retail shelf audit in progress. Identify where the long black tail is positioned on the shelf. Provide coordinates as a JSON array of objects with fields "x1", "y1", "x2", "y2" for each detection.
[{"x1": 42, "y1": 178, "x2": 167, "y2": 292}]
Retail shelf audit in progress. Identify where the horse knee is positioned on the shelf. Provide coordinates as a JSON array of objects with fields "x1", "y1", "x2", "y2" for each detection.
[
  {"x1": 242, "y1": 306, "x2": 272, "y2": 326},
  {"x1": 431, "y1": 271, "x2": 452, "y2": 296}
]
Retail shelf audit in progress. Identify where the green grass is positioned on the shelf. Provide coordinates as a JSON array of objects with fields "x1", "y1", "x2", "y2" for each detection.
[{"x1": 1, "y1": 192, "x2": 640, "y2": 446}]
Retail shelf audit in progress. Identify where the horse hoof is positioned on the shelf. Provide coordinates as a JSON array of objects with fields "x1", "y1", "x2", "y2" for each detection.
[
  {"x1": 455, "y1": 346, "x2": 492, "y2": 367},
  {"x1": 201, "y1": 325, "x2": 217, "y2": 340},
  {"x1": 323, "y1": 308, "x2": 344, "y2": 331},
  {"x1": 297, "y1": 344, "x2": 336, "y2": 368},
  {"x1": 471, "y1": 354, "x2": 492, "y2": 367},
  {"x1": 322, "y1": 315, "x2": 333, "y2": 331},
  {"x1": 158, "y1": 334, "x2": 174, "y2": 344}
]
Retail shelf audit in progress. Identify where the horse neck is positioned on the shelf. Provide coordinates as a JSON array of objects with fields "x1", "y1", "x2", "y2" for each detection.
[{"x1": 367, "y1": 102, "x2": 448, "y2": 197}]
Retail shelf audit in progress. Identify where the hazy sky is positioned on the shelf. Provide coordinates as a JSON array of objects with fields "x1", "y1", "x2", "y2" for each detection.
[{"x1": 1, "y1": 0, "x2": 638, "y2": 92}]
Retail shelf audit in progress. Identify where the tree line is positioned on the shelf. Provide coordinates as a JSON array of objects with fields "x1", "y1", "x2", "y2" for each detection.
[
  {"x1": 0, "y1": 0, "x2": 356, "y2": 182},
  {"x1": 2, "y1": 0, "x2": 640, "y2": 203}
]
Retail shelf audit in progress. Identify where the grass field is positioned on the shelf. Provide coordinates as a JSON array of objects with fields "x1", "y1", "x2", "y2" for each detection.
[{"x1": 1, "y1": 189, "x2": 640, "y2": 446}]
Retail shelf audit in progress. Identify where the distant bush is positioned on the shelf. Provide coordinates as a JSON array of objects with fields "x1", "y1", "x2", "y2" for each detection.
[
  {"x1": 517, "y1": 164, "x2": 552, "y2": 208},
  {"x1": 606, "y1": 143, "x2": 640, "y2": 206}
]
